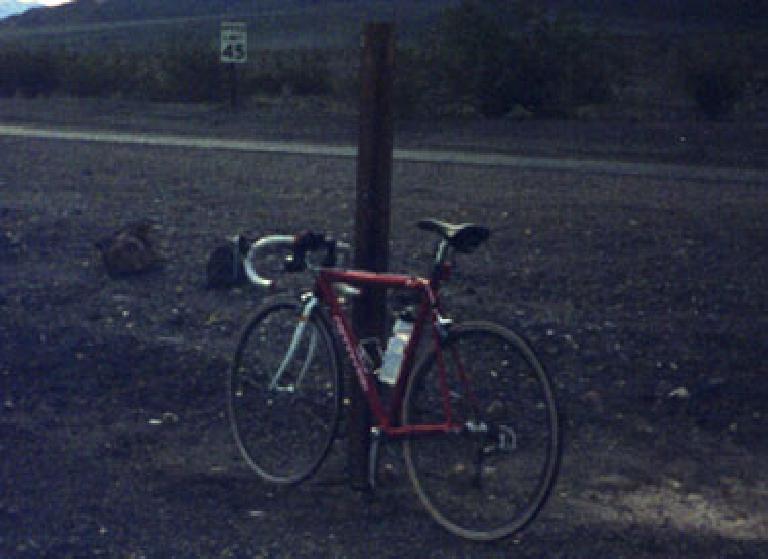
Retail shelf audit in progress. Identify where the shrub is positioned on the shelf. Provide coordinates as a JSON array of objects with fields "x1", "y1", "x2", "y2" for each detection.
[
  {"x1": 428, "y1": 0, "x2": 513, "y2": 116},
  {"x1": 392, "y1": 46, "x2": 431, "y2": 117},
  {"x1": 54, "y1": 42, "x2": 224, "y2": 103},
  {"x1": 153, "y1": 43, "x2": 223, "y2": 103},
  {"x1": 283, "y1": 52, "x2": 331, "y2": 96},
  {"x1": 0, "y1": 48, "x2": 60, "y2": 98},
  {"x1": 59, "y1": 51, "x2": 126, "y2": 98},
  {"x1": 425, "y1": 0, "x2": 622, "y2": 117},
  {"x1": 242, "y1": 50, "x2": 332, "y2": 98},
  {"x1": 686, "y1": 67, "x2": 747, "y2": 119},
  {"x1": 680, "y1": 39, "x2": 754, "y2": 119},
  {"x1": 0, "y1": 50, "x2": 18, "y2": 97},
  {"x1": 242, "y1": 67, "x2": 283, "y2": 97},
  {"x1": 511, "y1": 13, "x2": 618, "y2": 115}
]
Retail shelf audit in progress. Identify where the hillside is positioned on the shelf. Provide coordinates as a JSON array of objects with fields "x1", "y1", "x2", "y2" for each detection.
[
  {"x1": 564, "y1": 0, "x2": 767, "y2": 24},
  {"x1": 0, "y1": 0, "x2": 457, "y2": 27},
  {"x1": 2, "y1": 0, "x2": 765, "y2": 30},
  {"x1": 0, "y1": 0, "x2": 764, "y2": 123},
  {"x1": 1, "y1": 0, "x2": 762, "y2": 52},
  {"x1": 0, "y1": 0, "x2": 464, "y2": 51}
]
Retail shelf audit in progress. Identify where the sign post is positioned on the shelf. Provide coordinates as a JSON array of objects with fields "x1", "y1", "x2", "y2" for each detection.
[
  {"x1": 220, "y1": 21, "x2": 247, "y2": 109},
  {"x1": 350, "y1": 22, "x2": 395, "y2": 491}
]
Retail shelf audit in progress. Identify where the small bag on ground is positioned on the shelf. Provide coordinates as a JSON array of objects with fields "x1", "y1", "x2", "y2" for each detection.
[{"x1": 205, "y1": 235, "x2": 253, "y2": 289}]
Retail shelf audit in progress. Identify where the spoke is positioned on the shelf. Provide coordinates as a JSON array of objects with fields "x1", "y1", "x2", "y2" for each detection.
[{"x1": 294, "y1": 396, "x2": 334, "y2": 425}]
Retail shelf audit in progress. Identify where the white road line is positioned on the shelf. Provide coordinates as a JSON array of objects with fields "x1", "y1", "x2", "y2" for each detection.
[
  {"x1": 0, "y1": 124, "x2": 356, "y2": 156},
  {"x1": 0, "y1": 123, "x2": 765, "y2": 184}
]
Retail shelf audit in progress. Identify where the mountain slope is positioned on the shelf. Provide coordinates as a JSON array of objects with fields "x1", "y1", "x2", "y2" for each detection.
[
  {"x1": 1, "y1": 0, "x2": 764, "y2": 32},
  {"x1": 0, "y1": 0, "x2": 462, "y2": 51},
  {"x1": 0, "y1": 0, "x2": 459, "y2": 27},
  {"x1": 0, "y1": 0, "x2": 761, "y2": 53}
]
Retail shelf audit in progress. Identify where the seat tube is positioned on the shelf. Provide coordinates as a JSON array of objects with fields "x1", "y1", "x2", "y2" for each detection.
[
  {"x1": 429, "y1": 239, "x2": 449, "y2": 288},
  {"x1": 432, "y1": 311, "x2": 454, "y2": 426}
]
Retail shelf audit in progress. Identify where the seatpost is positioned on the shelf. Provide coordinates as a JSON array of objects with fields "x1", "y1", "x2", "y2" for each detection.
[{"x1": 430, "y1": 239, "x2": 450, "y2": 286}]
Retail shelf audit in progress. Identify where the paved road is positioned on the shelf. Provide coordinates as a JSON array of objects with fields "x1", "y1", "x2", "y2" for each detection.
[{"x1": 1, "y1": 123, "x2": 766, "y2": 184}]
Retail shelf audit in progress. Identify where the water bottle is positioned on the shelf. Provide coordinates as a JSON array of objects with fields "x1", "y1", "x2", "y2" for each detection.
[{"x1": 377, "y1": 317, "x2": 413, "y2": 385}]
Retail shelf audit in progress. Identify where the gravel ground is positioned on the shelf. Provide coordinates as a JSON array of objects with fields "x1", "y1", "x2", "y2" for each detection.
[{"x1": 1, "y1": 98, "x2": 767, "y2": 557}]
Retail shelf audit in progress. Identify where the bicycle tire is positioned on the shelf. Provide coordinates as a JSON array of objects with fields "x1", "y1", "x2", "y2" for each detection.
[
  {"x1": 227, "y1": 296, "x2": 342, "y2": 484},
  {"x1": 402, "y1": 322, "x2": 560, "y2": 541}
]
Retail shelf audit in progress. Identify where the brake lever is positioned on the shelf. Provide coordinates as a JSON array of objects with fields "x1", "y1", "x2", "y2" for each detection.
[{"x1": 283, "y1": 253, "x2": 305, "y2": 273}]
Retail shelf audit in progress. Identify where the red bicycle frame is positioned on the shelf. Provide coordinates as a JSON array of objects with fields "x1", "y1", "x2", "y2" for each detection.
[{"x1": 314, "y1": 267, "x2": 464, "y2": 438}]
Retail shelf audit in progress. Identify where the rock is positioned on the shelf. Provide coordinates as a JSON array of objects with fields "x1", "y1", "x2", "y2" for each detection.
[
  {"x1": 95, "y1": 221, "x2": 161, "y2": 278},
  {"x1": 654, "y1": 379, "x2": 674, "y2": 400},
  {"x1": 687, "y1": 377, "x2": 733, "y2": 428},
  {"x1": 581, "y1": 390, "x2": 604, "y2": 413},
  {"x1": 664, "y1": 478, "x2": 683, "y2": 490},
  {"x1": 594, "y1": 473, "x2": 638, "y2": 491},
  {"x1": 635, "y1": 418, "x2": 655, "y2": 434},
  {"x1": 157, "y1": 335, "x2": 185, "y2": 346},
  {"x1": 573, "y1": 104, "x2": 601, "y2": 120},
  {"x1": 668, "y1": 386, "x2": 691, "y2": 399},
  {"x1": 161, "y1": 412, "x2": 180, "y2": 424},
  {"x1": 504, "y1": 104, "x2": 534, "y2": 121}
]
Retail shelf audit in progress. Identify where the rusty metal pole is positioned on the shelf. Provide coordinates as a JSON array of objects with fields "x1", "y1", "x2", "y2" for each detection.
[{"x1": 349, "y1": 22, "x2": 394, "y2": 491}]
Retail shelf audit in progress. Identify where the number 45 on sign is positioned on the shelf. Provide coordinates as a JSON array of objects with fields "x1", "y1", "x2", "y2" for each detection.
[{"x1": 221, "y1": 22, "x2": 247, "y2": 63}]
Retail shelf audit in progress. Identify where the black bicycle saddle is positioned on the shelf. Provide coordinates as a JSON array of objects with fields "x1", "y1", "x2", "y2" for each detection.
[{"x1": 417, "y1": 218, "x2": 491, "y2": 253}]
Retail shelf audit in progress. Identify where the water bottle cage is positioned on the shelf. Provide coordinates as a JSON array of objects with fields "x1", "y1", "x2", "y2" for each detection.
[{"x1": 358, "y1": 337, "x2": 383, "y2": 370}]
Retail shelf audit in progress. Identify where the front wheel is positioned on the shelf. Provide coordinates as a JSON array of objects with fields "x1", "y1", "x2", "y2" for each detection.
[
  {"x1": 227, "y1": 297, "x2": 342, "y2": 484},
  {"x1": 402, "y1": 322, "x2": 560, "y2": 541}
]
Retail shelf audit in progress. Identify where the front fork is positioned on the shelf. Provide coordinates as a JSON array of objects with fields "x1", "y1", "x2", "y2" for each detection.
[{"x1": 268, "y1": 294, "x2": 319, "y2": 392}]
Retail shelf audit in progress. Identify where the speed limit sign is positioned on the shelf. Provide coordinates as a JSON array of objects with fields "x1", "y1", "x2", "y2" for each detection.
[{"x1": 221, "y1": 22, "x2": 247, "y2": 64}]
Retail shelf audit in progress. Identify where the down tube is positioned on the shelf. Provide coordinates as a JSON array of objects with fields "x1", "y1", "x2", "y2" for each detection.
[{"x1": 320, "y1": 284, "x2": 389, "y2": 426}]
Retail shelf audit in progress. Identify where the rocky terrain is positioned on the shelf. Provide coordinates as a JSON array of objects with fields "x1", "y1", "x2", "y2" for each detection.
[{"x1": 1, "y1": 97, "x2": 766, "y2": 557}]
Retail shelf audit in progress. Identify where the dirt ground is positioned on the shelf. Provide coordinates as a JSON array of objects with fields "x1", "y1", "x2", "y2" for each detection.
[{"x1": 1, "y1": 97, "x2": 767, "y2": 557}]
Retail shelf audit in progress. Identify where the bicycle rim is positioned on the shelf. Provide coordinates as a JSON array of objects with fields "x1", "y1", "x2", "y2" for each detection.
[
  {"x1": 227, "y1": 299, "x2": 341, "y2": 484},
  {"x1": 402, "y1": 322, "x2": 560, "y2": 541}
]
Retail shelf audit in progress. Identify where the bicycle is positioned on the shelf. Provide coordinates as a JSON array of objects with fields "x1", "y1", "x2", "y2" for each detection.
[{"x1": 227, "y1": 218, "x2": 560, "y2": 541}]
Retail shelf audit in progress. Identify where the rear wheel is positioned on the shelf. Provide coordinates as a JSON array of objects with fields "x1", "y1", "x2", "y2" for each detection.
[
  {"x1": 227, "y1": 297, "x2": 342, "y2": 484},
  {"x1": 402, "y1": 322, "x2": 560, "y2": 541}
]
